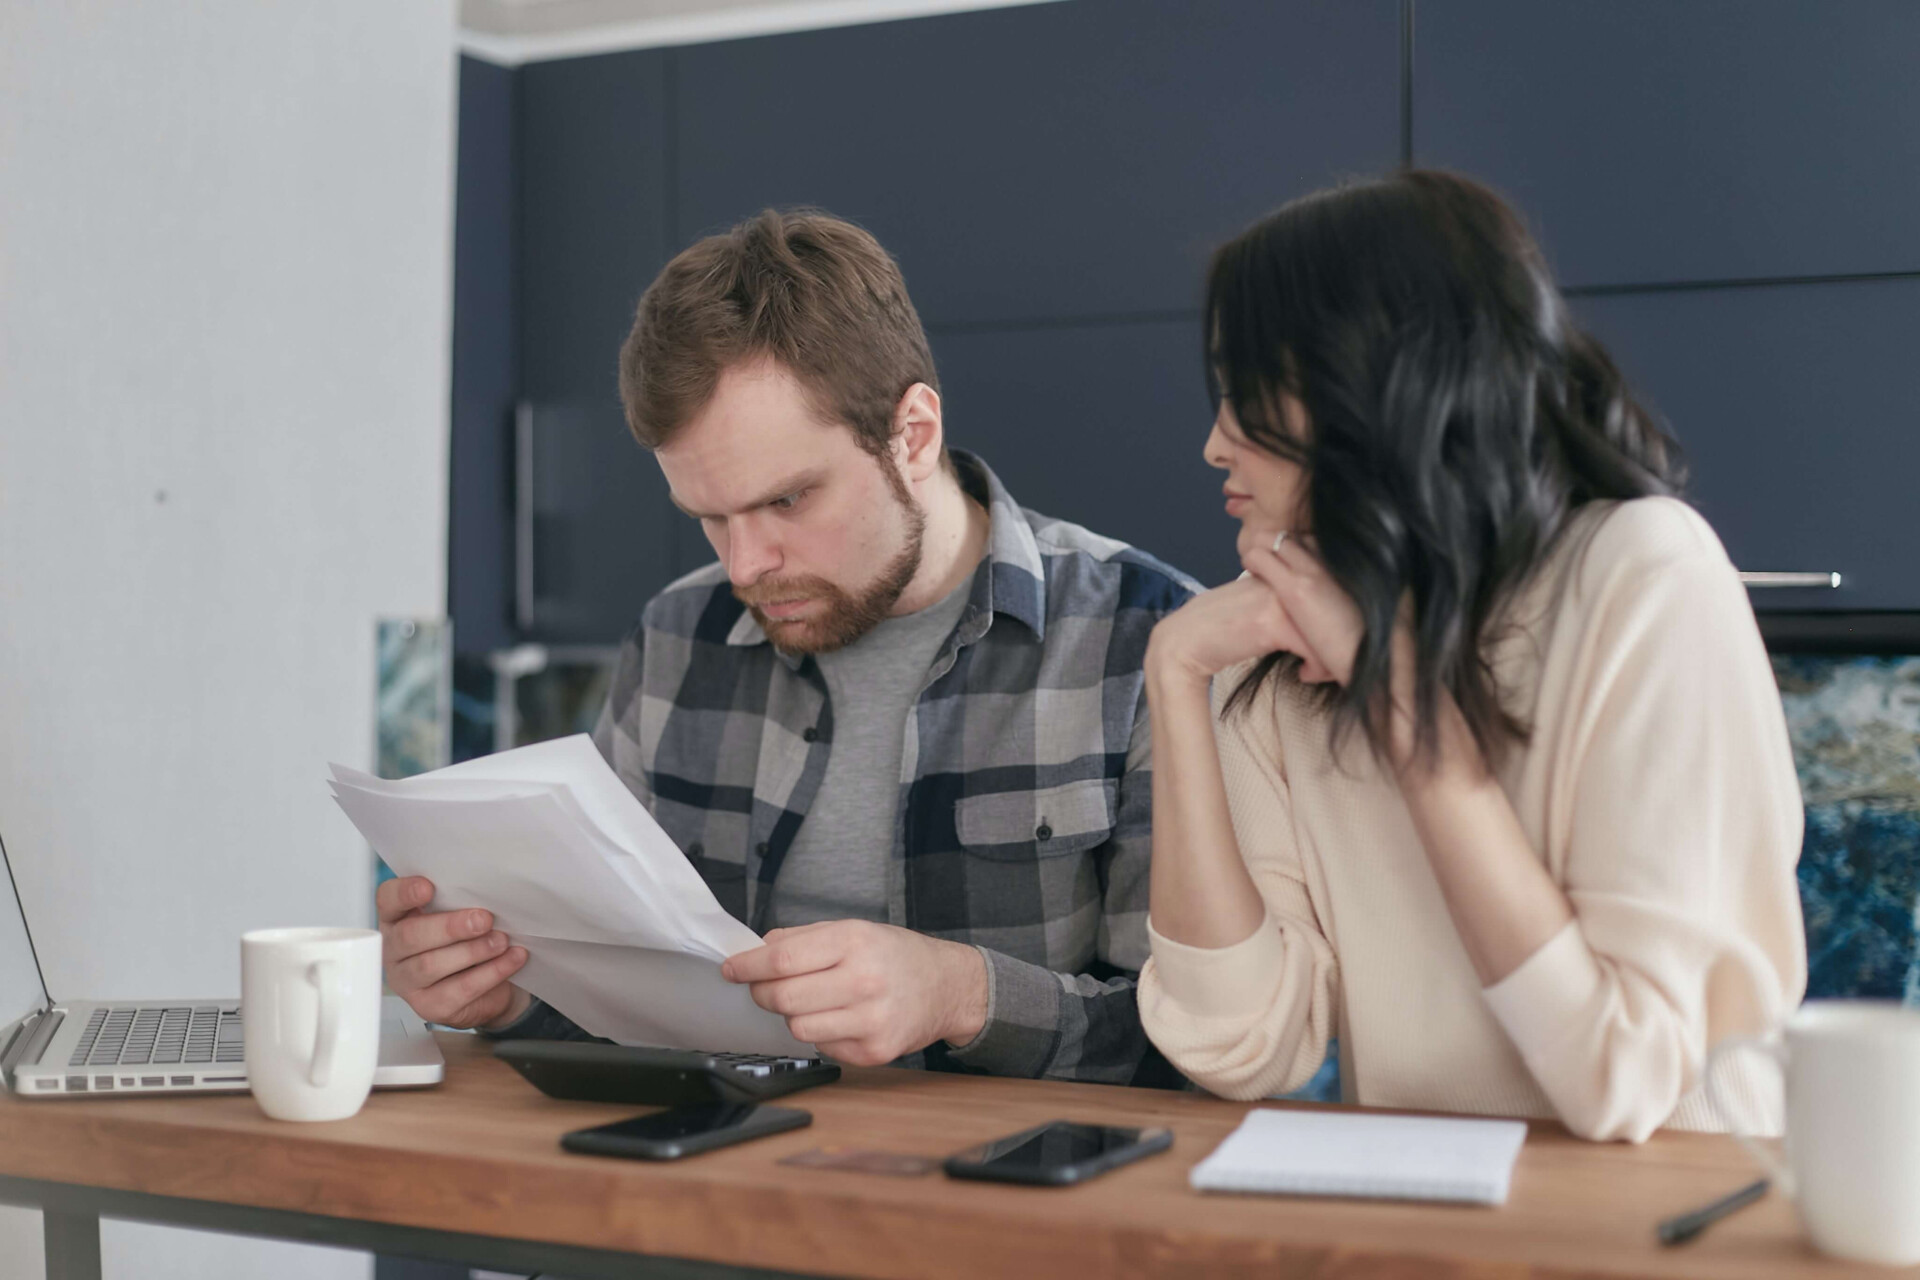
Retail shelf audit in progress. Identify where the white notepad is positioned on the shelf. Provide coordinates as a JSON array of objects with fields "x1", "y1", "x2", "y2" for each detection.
[{"x1": 1190, "y1": 1108, "x2": 1529, "y2": 1206}]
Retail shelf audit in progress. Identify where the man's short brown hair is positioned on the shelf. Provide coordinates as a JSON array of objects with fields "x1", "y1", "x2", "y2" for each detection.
[{"x1": 619, "y1": 209, "x2": 939, "y2": 458}]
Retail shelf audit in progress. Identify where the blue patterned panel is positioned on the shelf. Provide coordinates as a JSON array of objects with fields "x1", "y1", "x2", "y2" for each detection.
[
  {"x1": 1774, "y1": 656, "x2": 1920, "y2": 1006},
  {"x1": 375, "y1": 618, "x2": 451, "y2": 780},
  {"x1": 1280, "y1": 1039, "x2": 1341, "y2": 1104},
  {"x1": 372, "y1": 618, "x2": 451, "y2": 893},
  {"x1": 1288, "y1": 655, "x2": 1920, "y2": 1107}
]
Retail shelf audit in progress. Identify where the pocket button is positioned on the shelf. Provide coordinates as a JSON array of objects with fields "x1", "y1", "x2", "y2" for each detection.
[{"x1": 1035, "y1": 824, "x2": 1053, "y2": 842}]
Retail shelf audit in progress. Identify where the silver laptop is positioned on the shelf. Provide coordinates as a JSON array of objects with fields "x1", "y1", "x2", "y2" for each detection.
[{"x1": 0, "y1": 829, "x2": 444, "y2": 1097}]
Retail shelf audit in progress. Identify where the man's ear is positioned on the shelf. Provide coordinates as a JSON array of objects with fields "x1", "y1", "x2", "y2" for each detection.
[{"x1": 890, "y1": 382, "x2": 944, "y2": 483}]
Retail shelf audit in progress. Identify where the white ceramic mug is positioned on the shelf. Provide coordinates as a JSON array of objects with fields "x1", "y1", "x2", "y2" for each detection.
[
  {"x1": 1706, "y1": 1000, "x2": 1920, "y2": 1265},
  {"x1": 240, "y1": 927, "x2": 382, "y2": 1122}
]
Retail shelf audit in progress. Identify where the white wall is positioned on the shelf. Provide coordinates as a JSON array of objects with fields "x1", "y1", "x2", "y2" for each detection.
[{"x1": 0, "y1": 2, "x2": 456, "y2": 1277}]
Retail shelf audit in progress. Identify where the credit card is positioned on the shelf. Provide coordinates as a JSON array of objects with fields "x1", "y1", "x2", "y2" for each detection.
[{"x1": 777, "y1": 1145, "x2": 938, "y2": 1176}]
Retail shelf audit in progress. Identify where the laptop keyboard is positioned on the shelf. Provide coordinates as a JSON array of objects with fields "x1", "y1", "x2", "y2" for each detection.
[{"x1": 68, "y1": 1006, "x2": 246, "y2": 1068}]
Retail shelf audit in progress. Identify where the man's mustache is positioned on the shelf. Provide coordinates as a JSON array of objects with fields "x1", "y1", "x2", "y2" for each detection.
[{"x1": 734, "y1": 575, "x2": 840, "y2": 607}]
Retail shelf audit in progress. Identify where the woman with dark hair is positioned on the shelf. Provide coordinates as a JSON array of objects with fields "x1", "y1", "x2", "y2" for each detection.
[{"x1": 1136, "y1": 171, "x2": 1806, "y2": 1142}]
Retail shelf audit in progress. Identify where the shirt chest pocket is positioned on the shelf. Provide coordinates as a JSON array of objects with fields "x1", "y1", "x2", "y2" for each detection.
[{"x1": 954, "y1": 778, "x2": 1117, "y2": 861}]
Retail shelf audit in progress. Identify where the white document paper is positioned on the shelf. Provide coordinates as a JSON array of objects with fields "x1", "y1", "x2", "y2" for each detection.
[
  {"x1": 328, "y1": 736, "x2": 807, "y2": 1056},
  {"x1": 513, "y1": 938, "x2": 806, "y2": 1055},
  {"x1": 1189, "y1": 1108, "x2": 1529, "y2": 1205}
]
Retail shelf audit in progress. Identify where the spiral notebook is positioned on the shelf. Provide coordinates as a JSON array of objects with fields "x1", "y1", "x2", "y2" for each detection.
[{"x1": 1190, "y1": 1108, "x2": 1529, "y2": 1206}]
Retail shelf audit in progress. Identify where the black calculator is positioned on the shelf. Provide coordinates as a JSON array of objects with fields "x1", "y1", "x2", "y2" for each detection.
[{"x1": 492, "y1": 1040, "x2": 840, "y2": 1106}]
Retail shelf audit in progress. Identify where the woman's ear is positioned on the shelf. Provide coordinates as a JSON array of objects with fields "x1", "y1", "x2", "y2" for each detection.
[{"x1": 891, "y1": 382, "x2": 945, "y2": 482}]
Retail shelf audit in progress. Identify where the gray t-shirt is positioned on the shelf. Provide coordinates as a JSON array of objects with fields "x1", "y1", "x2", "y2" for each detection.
[{"x1": 766, "y1": 573, "x2": 974, "y2": 929}]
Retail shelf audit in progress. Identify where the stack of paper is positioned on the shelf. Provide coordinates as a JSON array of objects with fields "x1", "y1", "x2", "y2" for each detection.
[
  {"x1": 329, "y1": 734, "x2": 808, "y2": 1056},
  {"x1": 1189, "y1": 1108, "x2": 1529, "y2": 1205}
]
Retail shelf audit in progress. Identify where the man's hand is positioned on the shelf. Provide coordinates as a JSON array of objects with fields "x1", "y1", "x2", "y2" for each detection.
[
  {"x1": 377, "y1": 875, "x2": 532, "y2": 1030},
  {"x1": 720, "y1": 920, "x2": 988, "y2": 1067}
]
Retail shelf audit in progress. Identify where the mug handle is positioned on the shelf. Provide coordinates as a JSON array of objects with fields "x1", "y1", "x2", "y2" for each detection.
[
  {"x1": 1705, "y1": 1034, "x2": 1794, "y2": 1198},
  {"x1": 306, "y1": 959, "x2": 339, "y2": 1089}
]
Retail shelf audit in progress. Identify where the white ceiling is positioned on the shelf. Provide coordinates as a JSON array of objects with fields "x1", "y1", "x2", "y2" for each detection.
[{"x1": 459, "y1": 0, "x2": 1065, "y2": 64}]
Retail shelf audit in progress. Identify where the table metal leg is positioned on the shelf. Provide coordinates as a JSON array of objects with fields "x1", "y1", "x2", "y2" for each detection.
[
  {"x1": 2, "y1": 1175, "x2": 814, "y2": 1280},
  {"x1": 42, "y1": 1206, "x2": 102, "y2": 1280}
]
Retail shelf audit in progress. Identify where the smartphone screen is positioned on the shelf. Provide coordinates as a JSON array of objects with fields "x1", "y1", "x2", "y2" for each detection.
[
  {"x1": 563, "y1": 1102, "x2": 812, "y2": 1161},
  {"x1": 586, "y1": 1103, "x2": 764, "y2": 1141},
  {"x1": 970, "y1": 1122, "x2": 1141, "y2": 1171},
  {"x1": 946, "y1": 1120, "x2": 1171, "y2": 1183}
]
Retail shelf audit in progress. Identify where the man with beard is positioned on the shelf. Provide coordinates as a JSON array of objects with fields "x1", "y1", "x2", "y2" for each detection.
[{"x1": 377, "y1": 210, "x2": 1196, "y2": 1084}]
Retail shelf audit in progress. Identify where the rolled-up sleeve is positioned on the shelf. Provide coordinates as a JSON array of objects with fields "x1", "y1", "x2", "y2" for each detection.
[
  {"x1": 945, "y1": 696, "x2": 1185, "y2": 1087},
  {"x1": 1139, "y1": 677, "x2": 1339, "y2": 1100},
  {"x1": 1481, "y1": 519, "x2": 1806, "y2": 1142}
]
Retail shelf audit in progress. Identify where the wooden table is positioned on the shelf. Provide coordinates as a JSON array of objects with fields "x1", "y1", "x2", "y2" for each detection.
[{"x1": 0, "y1": 1031, "x2": 1904, "y2": 1279}]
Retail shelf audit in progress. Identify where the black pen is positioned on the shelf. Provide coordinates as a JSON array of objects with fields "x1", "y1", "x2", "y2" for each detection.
[{"x1": 1657, "y1": 1178, "x2": 1771, "y2": 1246}]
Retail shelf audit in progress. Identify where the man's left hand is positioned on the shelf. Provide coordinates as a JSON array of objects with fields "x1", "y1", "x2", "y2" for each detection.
[{"x1": 720, "y1": 920, "x2": 988, "y2": 1066}]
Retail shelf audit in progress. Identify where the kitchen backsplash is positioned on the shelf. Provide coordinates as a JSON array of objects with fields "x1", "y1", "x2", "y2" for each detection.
[
  {"x1": 424, "y1": 647, "x2": 1920, "y2": 1101},
  {"x1": 1774, "y1": 655, "x2": 1920, "y2": 1005}
]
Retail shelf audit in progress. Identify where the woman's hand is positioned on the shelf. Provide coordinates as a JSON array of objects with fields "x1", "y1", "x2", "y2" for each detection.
[
  {"x1": 1236, "y1": 536, "x2": 1369, "y2": 687},
  {"x1": 1241, "y1": 538, "x2": 1488, "y2": 780},
  {"x1": 1146, "y1": 571, "x2": 1325, "y2": 686},
  {"x1": 1240, "y1": 536, "x2": 1437, "y2": 766}
]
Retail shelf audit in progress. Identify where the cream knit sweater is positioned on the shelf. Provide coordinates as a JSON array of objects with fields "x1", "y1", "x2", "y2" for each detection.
[{"x1": 1138, "y1": 498, "x2": 1807, "y2": 1142}]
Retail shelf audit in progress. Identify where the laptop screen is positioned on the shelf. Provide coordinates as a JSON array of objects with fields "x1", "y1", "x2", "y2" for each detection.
[{"x1": 0, "y1": 832, "x2": 52, "y2": 1028}]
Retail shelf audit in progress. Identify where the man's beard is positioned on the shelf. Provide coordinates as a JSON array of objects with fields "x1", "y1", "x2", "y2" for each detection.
[{"x1": 734, "y1": 462, "x2": 927, "y2": 655}]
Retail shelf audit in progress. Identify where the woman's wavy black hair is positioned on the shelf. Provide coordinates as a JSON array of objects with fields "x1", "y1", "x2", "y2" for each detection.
[{"x1": 1209, "y1": 170, "x2": 1687, "y2": 766}]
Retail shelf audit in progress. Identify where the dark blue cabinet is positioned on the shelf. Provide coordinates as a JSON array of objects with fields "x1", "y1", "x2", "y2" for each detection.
[
  {"x1": 519, "y1": 398, "x2": 675, "y2": 642},
  {"x1": 517, "y1": 51, "x2": 680, "y2": 644},
  {"x1": 451, "y1": 56, "x2": 519, "y2": 655},
  {"x1": 456, "y1": 1, "x2": 1920, "y2": 649},
  {"x1": 1417, "y1": 0, "x2": 1920, "y2": 288},
  {"x1": 462, "y1": 0, "x2": 1400, "y2": 648},
  {"x1": 520, "y1": 50, "x2": 671, "y2": 404},
  {"x1": 676, "y1": 0, "x2": 1401, "y2": 327},
  {"x1": 1573, "y1": 279, "x2": 1920, "y2": 611},
  {"x1": 933, "y1": 318, "x2": 1231, "y2": 587}
]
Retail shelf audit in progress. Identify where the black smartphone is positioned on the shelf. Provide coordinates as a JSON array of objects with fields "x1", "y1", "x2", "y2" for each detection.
[
  {"x1": 560, "y1": 1103, "x2": 812, "y2": 1161},
  {"x1": 943, "y1": 1120, "x2": 1173, "y2": 1186}
]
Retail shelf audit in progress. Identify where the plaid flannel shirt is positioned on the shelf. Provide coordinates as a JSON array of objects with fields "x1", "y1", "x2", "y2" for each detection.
[{"x1": 496, "y1": 451, "x2": 1197, "y2": 1086}]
